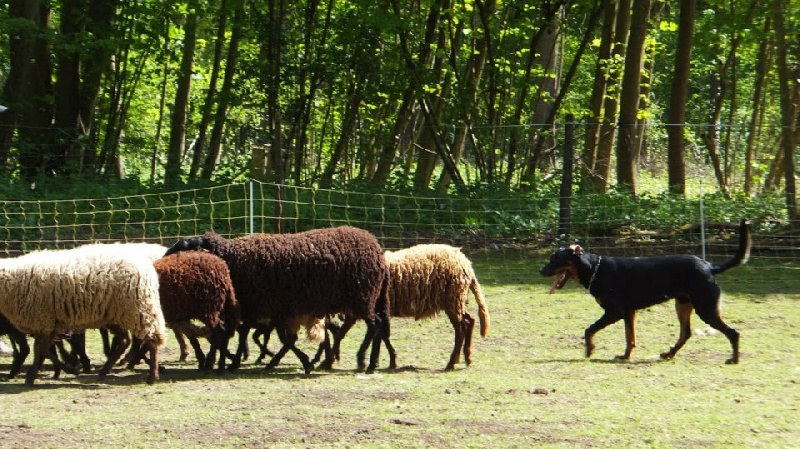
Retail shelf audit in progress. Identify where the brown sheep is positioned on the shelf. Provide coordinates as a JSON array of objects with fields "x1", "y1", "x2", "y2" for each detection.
[
  {"x1": 127, "y1": 251, "x2": 241, "y2": 373},
  {"x1": 328, "y1": 244, "x2": 489, "y2": 371}
]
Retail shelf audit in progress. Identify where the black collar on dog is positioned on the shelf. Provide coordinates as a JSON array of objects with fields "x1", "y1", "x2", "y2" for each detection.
[{"x1": 587, "y1": 256, "x2": 602, "y2": 292}]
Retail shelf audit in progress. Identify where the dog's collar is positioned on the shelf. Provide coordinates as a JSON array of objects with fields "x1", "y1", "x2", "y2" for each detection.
[{"x1": 587, "y1": 256, "x2": 602, "y2": 291}]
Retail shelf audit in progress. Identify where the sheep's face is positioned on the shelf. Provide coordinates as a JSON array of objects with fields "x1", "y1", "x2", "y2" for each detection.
[{"x1": 164, "y1": 236, "x2": 206, "y2": 256}]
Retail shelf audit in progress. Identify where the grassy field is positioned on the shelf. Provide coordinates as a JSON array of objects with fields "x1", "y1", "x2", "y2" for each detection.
[{"x1": 0, "y1": 252, "x2": 798, "y2": 448}]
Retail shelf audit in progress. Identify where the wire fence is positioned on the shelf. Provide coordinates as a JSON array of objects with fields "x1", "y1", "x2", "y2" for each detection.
[{"x1": 0, "y1": 180, "x2": 797, "y2": 287}]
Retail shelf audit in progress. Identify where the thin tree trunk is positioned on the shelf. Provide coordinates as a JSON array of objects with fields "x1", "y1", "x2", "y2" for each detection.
[
  {"x1": 51, "y1": 0, "x2": 82, "y2": 175},
  {"x1": 615, "y1": 0, "x2": 652, "y2": 194},
  {"x1": 202, "y1": 0, "x2": 246, "y2": 180},
  {"x1": 437, "y1": 0, "x2": 493, "y2": 190},
  {"x1": 6, "y1": 0, "x2": 53, "y2": 179},
  {"x1": 503, "y1": 5, "x2": 560, "y2": 186},
  {"x1": 581, "y1": 0, "x2": 616, "y2": 193},
  {"x1": 526, "y1": 1, "x2": 602, "y2": 183},
  {"x1": 772, "y1": 0, "x2": 798, "y2": 227},
  {"x1": 151, "y1": 17, "x2": 171, "y2": 185},
  {"x1": 165, "y1": 2, "x2": 200, "y2": 182},
  {"x1": 594, "y1": 0, "x2": 632, "y2": 192},
  {"x1": 743, "y1": 18, "x2": 771, "y2": 195},
  {"x1": 320, "y1": 69, "x2": 369, "y2": 188},
  {"x1": 189, "y1": 0, "x2": 230, "y2": 180},
  {"x1": 414, "y1": 2, "x2": 451, "y2": 190},
  {"x1": 666, "y1": 0, "x2": 696, "y2": 195}
]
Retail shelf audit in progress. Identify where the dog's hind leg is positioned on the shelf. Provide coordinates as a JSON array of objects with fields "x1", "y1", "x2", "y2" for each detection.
[
  {"x1": 661, "y1": 301, "x2": 694, "y2": 360},
  {"x1": 695, "y1": 303, "x2": 740, "y2": 364},
  {"x1": 584, "y1": 312, "x2": 623, "y2": 358},
  {"x1": 616, "y1": 310, "x2": 637, "y2": 360}
]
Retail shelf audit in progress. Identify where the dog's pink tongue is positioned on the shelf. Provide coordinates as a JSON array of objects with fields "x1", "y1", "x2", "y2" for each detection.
[{"x1": 549, "y1": 272, "x2": 566, "y2": 294}]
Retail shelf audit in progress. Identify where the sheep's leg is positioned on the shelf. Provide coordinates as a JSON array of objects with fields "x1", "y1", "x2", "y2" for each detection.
[
  {"x1": 445, "y1": 313, "x2": 465, "y2": 371},
  {"x1": 173, "y1": 328, "x2": 190, "y2": 362},
  {"x1": 227, "y1": 324, "x2": 251, "y2": 371},
  {"x1": 49, "y1": 341, "x2": 80, "y2": 378},
  {"x1": 366, "y1": 316, "x2": 385, "y2": 374},
  {"x1": 319, "y1": 315, "x2": 357, "y2": 370},
  {"x1": 7, "y1": 332, "x2": 29, "y2": 379},
  {"x1": 173, "y1": 322, "x2": 207, "y2": 369},
  {"x1": 189, "y1": 334, "x2": 207, "y2": 370},
  {"x1": 462, "y1": 313, "x2": 476, "y2": 366},
  {"x1": 253, "y1": 321, "x2": 276, "y2": 364},
  {"x1": 332, "y1": 315, "x2": 357, "y2": 362},
  {"x1": 99, "y1": 328, "x2": 112, "y2": 357},
  {"x1": 67, "y1": 332, "x2": 92, "y2": 373},
  {"x1": 212, "y1": 325, "x2": 232, "y2": 374},
  {"x1": 382, "y1": 334, "x2": 397, "y2": 370},
  {"x1": 99, "y1": 327, "x2": 130, "y2": 378},
  {"x1": 25, "y1": 334, "x2": 56, "y2": 386},
  {"x1": 310, "y1": 328, "x2": 330, "y2": 366},
  {"x1": 356, "y1": 320, "x2": 377, "y2": 372},
  {"x1": 265, "y1": 322, "x2": 313, "y2": 374},
  {"x1": 144, "y1": 337, "x2": 159, "y2": 385},
  {"x1": 204, "y1": 326, "x2": 224, "y2": 372}
]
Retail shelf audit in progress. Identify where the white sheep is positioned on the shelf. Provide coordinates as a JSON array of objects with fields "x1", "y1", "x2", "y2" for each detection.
[
  {"x1": 0, "y1": 244, "x2": 167, "y2": 386},
  {"x1": 328, "y1": 244, "x2": 490, "y2": 371}
]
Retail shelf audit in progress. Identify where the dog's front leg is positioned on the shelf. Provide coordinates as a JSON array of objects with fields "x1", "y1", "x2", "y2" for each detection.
[{"x1": 584, "y1": 312, "x2": 623, "y2": 358}]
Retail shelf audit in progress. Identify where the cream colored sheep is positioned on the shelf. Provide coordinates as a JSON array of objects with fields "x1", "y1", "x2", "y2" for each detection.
[
  {"x1": 329, "y1": 244, "x2": 490, "y2": 371},
  {"x1": 0, "y1": 244, "x2": 167, "y2": 386}
]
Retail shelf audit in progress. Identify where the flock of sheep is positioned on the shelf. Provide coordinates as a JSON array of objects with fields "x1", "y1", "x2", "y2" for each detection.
[{"x1": 0, "y1": 226, "x2": 490, "y2": 386}]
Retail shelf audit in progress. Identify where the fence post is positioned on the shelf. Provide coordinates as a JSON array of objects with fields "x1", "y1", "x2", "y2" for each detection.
[
  {"x1": 249, "y1": 180, "x2": 255, "y2": 235},
  {"x1": 558, "y1": 115, "x2": 575, "y2": 239}
]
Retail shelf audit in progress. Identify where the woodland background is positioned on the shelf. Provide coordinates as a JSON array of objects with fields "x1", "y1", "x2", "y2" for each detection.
[{"x1": 0, "y1": 0, "x2": 798, "y2": 227}]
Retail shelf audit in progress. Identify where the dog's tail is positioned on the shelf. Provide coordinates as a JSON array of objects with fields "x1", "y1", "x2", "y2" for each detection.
[{"x1": 711, "y1": 219, "x2": 752, "y2": 275}]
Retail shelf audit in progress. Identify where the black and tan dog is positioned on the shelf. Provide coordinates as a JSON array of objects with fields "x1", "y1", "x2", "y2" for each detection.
[{"x1": 540, "y1": 219, "x2": 751, "y2": 364}]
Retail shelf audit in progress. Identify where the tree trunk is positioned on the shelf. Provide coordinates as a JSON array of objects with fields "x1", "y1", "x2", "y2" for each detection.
[
  {"x1": 151, "y1": 16, "x2": 172, "y2": 184},
  {"x1": 503, "y1": 5, "x2": 559, "y2": 186},
  {"x1": 666, "y1": 0, "x2": 695, "y2": 195},
  {"x1": 526, "y1": 1, "x2": 602, "y2": 183},
  {"x1": 772, "y1": 0, "x2": 798, "y2": 227},
  {"x1": 189, "y1": 0, "x2": 230, "y2": 180},
  {"x1": 5, "y1": 0, "x2": 53, "y2": 179},
  {"x1": 744, "y1": 18, "x2": 771, "y2": 195},
  {"x1": 414, "y1": 5, "x2": 451, "y2": 190},
  {"x1": 202, "y1": 0, "x2": 245, "y2": 180},
  {"x1": 581, "y1": 0, "x2": 616, "y2": 193},
  {"x1": 165, "y1": 2, "x2": 200, "y2": 183},
  {"x1": 518, "y1": 4, "x2": 563, "y2": 185},
  {"x1": 594, "y1": 0, "x2": 633, "y2": 193},
  {"x1": 436, "y1": 0, "x2": 492, "y2": 191},
  {"x1": 320, "y1": 70, "x2": 369, "y2": 188},
  {"x1": 260, "y1": 0, "x2": 288, "y2": 186},
  {"x1": 51, "y1": 0, "x2": 82, "y2": 175},
  {"x1": 615, "y1": 0, "x2": 652, "y2": 194}
]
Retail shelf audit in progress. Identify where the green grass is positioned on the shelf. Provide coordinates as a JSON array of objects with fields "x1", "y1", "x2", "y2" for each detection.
[{"x1": 1, "y1": 254, "x2": 798, "y2": 448}]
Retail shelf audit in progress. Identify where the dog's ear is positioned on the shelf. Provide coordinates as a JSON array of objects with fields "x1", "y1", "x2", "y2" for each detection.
[{"x1": 569, "y1": 244, "x2": 584, "y2": 256}]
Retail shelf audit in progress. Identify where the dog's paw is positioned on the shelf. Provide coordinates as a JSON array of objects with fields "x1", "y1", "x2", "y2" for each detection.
[{"x1": 725, "y1": 357, "x2": 739, "y2": 365}]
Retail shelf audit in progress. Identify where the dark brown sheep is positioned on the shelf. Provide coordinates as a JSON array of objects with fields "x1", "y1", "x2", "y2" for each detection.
[{"x1": 164, "y1": 226, "x2": 391, "y2": 374}]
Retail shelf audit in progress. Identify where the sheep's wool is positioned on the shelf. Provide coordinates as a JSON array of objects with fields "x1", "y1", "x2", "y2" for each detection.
[
  {"x1": 385, "y1": 244, "x2": 476, "y2": 320},
  {"x1": 0, "y1": 245, "x2": 166, "y2": 345}
]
